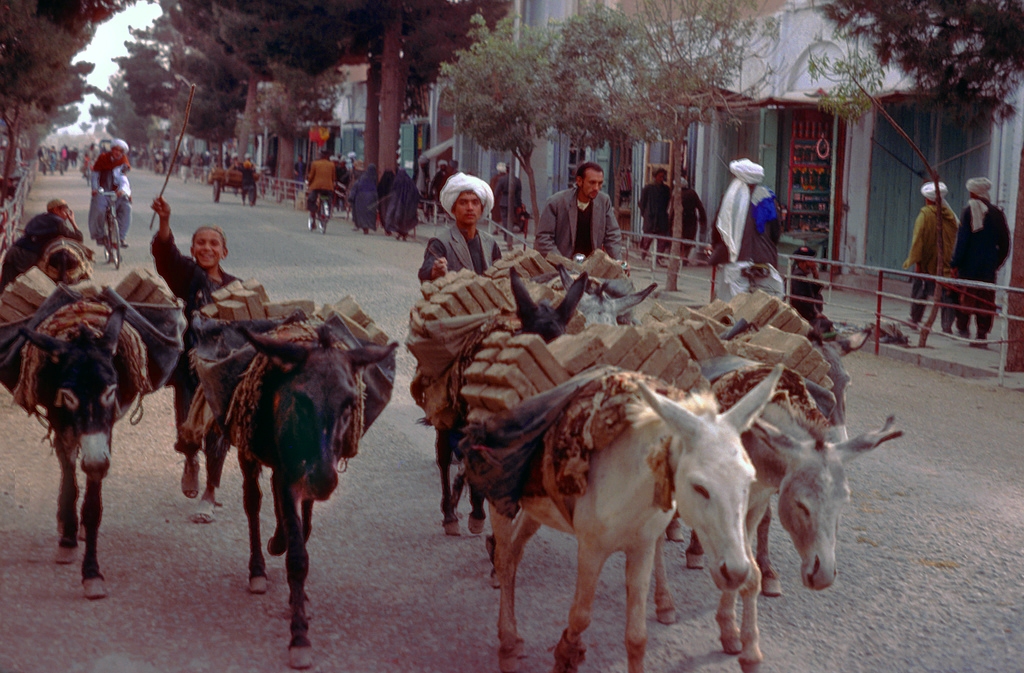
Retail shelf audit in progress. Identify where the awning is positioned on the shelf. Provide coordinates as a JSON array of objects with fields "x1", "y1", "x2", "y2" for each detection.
[{"x1": 418, "y1": 137, "x2": 455, "y2": 162}]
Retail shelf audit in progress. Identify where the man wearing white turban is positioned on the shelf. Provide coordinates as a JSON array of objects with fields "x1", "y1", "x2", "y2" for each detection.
[
  {"x1": 950, "y1": 177, "x2": 1011, "y2": 344},
  {"x1": 903, "y1": 180, "x2": 959, "y2": 331},
  {"x1": 418, "y1": 172, "x2": 502, "y2": 281},
  {"x1": 535, "y1": 162, "x2": 621, "y2": 259},
  {"x1": 711, "y1": 159, "x2": 782, "y2": 299}
]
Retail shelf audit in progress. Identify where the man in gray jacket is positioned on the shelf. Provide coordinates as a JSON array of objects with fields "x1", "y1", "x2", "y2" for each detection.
[{"x1": 535, "y1": 162, "x2": 621, "y2": 259}]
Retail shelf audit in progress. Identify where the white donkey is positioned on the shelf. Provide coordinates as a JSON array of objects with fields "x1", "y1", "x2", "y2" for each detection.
[
  {"x1": 652, "y1": 367, "x2": 902, "y2": 670},
  {"x1": 484, "y1": 367, "x2": 782, "y2": 673}
]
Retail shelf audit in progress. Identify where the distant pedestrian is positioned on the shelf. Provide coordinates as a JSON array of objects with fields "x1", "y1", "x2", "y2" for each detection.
[
  {"x1": 351, "y1": 164, "x2": 379, "y2": 235},
  {"x1": 385, "y1": 169, "x2": 420, "y2": 241},
  {"x1": 639, "y1": 168, "x2": 671, "y2": 263},
  {"x1": 951, "y1": 177, "x2": 1010, "y2": 346},
  {"x1": 675, "y1": 176, "x2": 707, "y2": 262},
  {"x1": 903, "y1": 181, "x2": 958, "y2": 332},
  {"x1": 493, "y1": 163, "x2": 523, "y2": 231}
]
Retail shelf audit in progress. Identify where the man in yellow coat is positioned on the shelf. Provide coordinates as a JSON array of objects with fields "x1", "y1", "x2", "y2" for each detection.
[{"x1": 904, "y1": 181, "x2": 959, "y2": 331}]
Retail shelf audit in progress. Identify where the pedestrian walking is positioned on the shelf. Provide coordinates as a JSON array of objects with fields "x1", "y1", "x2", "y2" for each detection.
[{"x1": 903, "y1": 181, "x2": 959, "y2": 332}]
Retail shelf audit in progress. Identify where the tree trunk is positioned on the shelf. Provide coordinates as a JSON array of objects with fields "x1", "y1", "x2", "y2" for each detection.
[
  {"x1": 276, "y1": 133, "x2": 294, "y2": 184},
  {"x1": 364, "y1": 58, "x2": 381, "y2": 168},
  {"x1": 1006, "y1": 139, "x2": 1024, "y2": 371},
  {"x1": 516, "y1": 147, "x2": 538, "y2": 241},
  {"x1": 666, "y1": 133, "x2": 684, "y2": 292},
  {"x1": 378, "y1": 11, "x2": 403, "y2": 173},
  {"x1": 0, "y1": 109, "x2": 22, "y2": 207},
  {"x1": 236, "y1": 74, "x2": 260, "y2": 158}
]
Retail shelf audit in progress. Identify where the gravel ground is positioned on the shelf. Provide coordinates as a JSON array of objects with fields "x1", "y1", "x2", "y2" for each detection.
[{"x1": 1, "y1": 172, "x2": 1022, "y2": 673}]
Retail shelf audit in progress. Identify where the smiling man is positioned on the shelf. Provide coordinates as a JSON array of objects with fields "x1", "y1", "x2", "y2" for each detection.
[
  {"x1": 151, "y1": 196, "x2": 238, "y2": 523},
  {"x1": 418, "y1": 172, "x2": 502, "y2": 282},
  {"x1": 535, "y1": 161, "x2": 621, "y2": 260}
]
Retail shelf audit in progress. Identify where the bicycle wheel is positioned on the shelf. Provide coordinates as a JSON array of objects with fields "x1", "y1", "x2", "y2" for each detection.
[
  {"x1": 106, "y1": 209, "x2": 121, "y2": 270},
  {"x1": 319, "y1": 199, "x2": 330, "y2": 234}
]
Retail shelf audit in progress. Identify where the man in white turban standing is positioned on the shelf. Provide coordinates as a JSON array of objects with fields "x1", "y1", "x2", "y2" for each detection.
[
  {"x1": 711, "y1": 158, "x2": 782, "y2": 299},
  {"x1": 951, "y1": 177, "x2": 1011, "y2": 346},
  {"x1": 418, "y1": 172, "x2": 502, "y2": 281},
  {"x1": 904, "y1": 180, "x2": 959, "y2": 331}
]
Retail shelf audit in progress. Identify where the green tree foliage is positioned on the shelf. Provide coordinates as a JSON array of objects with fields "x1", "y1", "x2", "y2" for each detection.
[
  {"x1": 441, "y1": 14, "x2": 557, "y2": 227},
  {"x1": 817, "y1": 0, "x2": 1024, "y2": 369},
  {"x1": 89, "y1": 74, "x2": 154, "y2": 147}
]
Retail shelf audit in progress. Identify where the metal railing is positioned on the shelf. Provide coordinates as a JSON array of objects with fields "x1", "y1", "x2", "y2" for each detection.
[{"x1": 0, "y1": 161, "x2": 37, "y2": 265}]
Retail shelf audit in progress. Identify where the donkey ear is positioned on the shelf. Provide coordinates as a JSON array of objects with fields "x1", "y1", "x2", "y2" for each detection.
[
  {"x1": 100, "y1": 305, "x2": 127, "y2": 354},
  {"x1": 20, "y1": 327, "x2": 68, "y2": 355},
  {"x1": 239, "y1": 327, "x2": 308, "y2": 369},
  {"x1": 721, "y1": 365, "x2": 783, "y2": 433},
  {"x1": 509, "y1": 268, "x2": 538, "y2": 324},
  {"x1": 556, "y1": 264, "x2": 574, "y2": 293},
  {"x1": 751, "y1": 418, "x2": 813, "y2": 460},
  {"x1": 346, "y1": 341, "x2": 398, "y2": 370},
  {"x1": 557, "y1": 271, "x2": 588, "y2": 323},
  {"x1": 608, "y1": 282, "x2": 657, "y2": 316},
  {"x1": 635, "y1": 380, "x2": 703, "y2": 440},
  {"x1": 834, "y1": 415, "x2": 902, "y2": 462}
]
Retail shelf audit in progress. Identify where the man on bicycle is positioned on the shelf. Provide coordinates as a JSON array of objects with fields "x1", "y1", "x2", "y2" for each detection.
[
  {"x1": 88, "y1": 138, "x2": 132, "y2": 248},
  {"x1": 306, "y1": 149, "x2": 335, "y2": 231}
]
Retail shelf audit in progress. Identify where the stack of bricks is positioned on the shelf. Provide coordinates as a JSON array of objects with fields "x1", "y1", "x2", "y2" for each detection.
[
  {"x1": 411, "y1": 268, "x2": 515, "y2": 334},
  {"x1": 460, "y1": 331, "x2": 570, "y2": 423},
  {"x1": 196, "y1": 278, "x2": 314, "y2": 321},
  {"x1": 459, "y1": 323, "x2": 711, "y2": 424},
  {"x1": 0, "y1": 268, "x2": 57, "y2": 322},
  {"x1": 727, "y1": 326, "x2": 833, "y2": 389},
  {"x1": 113, "y1": 268, "x2": 178, "y2": 306},
  {"x1": 319, "y1": 295, "x2": 390, "y2": 346},
  {"x1": 579, "y1": 249, "x2": 626, "y2": 282},
  {"x1": 483, "y1": 249, "x2": 558, "y2": 281},
  {"x1": 727, "y1": 290, "x2": 809, "y2": 335}
]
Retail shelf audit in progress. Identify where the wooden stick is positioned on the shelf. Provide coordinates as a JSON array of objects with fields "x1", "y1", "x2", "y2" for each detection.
[{"x1": 149, "y1": 84, "x2": 196, "y2": 229}]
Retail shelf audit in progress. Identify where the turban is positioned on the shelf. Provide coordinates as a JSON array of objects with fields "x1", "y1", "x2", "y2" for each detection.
[
  {"x1": 966, "y1": 177, "x2": 992, "y2": 232},
  {"x1": 112, "y1": 139, "x2": 128, "y2": 151},
  {"x1": 729, "y1": 159, "x2": 764, "y2": 185},
  {"x1": 966, "y1": 177, "x2": 991, "y2": 200},
  {"x1": 440, "y1": 172, "x2": 493, "y2": 217},
  {"x1": 920, "y1": 181, "x2": 947, "y2": 201}
]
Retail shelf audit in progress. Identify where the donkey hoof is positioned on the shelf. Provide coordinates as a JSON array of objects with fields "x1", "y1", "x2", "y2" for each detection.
[
  {"x1": 685, "y1": 551, "x2": 704, "y2": 569},
  {"x1": 665, "y1": 518, "x2": 686, "y2": 542},
  {"x1": 249, "y1": 576, "x2": 268, "y2": 594},
  {"x1": 443, "y1": 520, "x2": 461, "y2": 536},
  {"x1": 83, "y1": 578, "x2": 107, "y2": 600},
  {"x1": 656, "y1": 606, "x2": 677, "y2": 625},
  {"x1": 739, "y1": 653, "x2": 763, "y2": 672},
  {"x1": 468, "y1": 515, "x2": 486, "y2": 535},
  {"x1": 760, "y1": 576, "x2": 782, "y2": 597},
  {"x1": 55, "y1": 546, "x2": 78, "y2": 565},
  {"x1": 288, "y1": 645, "x2": 313, "y2": 669}
]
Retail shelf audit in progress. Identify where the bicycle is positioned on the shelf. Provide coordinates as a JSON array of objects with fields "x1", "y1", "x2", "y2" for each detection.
[
  {"x1": 97, "y1": 190, "x2": 122, "y2": 269},
  {"x1": 308, "y1": 191, "x2": 330, "y2": 235}
]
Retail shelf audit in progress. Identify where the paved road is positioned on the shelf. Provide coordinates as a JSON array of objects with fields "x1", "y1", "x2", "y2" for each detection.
[{"x1": 1, "y1": 172, "x2": 1022, "y2": 673}]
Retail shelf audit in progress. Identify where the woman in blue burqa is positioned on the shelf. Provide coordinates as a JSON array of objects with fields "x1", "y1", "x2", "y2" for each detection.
[
  {"x1": 351, "y1": 163, "x2": 379, "y2": 234},
  {"x1": 384, "y1": 168, "x2": 420, "y2": 241}
]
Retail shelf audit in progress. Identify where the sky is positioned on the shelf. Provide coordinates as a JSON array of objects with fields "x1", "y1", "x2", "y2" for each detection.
[{"x1": 56, "y1": 1, "x2": 164, "y2": 135}]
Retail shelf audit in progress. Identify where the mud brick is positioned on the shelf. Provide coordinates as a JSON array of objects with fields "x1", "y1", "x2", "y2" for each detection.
[
  {"x1": 211, "y1": 286, "x2": 234, "y2": 302},
  {"x1": 466, "y1": 407, "x2": 494, "y2": 425},
  {"x1": 0, "y1": 292, "x2": 37, "y2": 318},
  {"x1": 728, "y1": 341, "x2": 786, "y2": 365},
  {"x1": 482, "y1": 331, "x2": 511, "y2": 349},
  {"x1": 333, "y1": 296, "x2": 372, "y2": 326},
  {"x1": 483, "y1": 363, "x2": 540, "y2": 399},
  {"x1": 433, "y1": 271, "x2": 458, "y2": 289},
  {"x1": 420, "y1": 281, "x2": 438, "y2": 300},
  {"x1": 0, "y1": 303, "x2": 23, "y2": 322},
  {"x1": 581, "y1": 250, "x2": 623, "y2": 280},
  {"x1": 732, "y1": 290, "x2": 781, "y2": 327},
  {"x1": 544, "y1": 252, "x2": 582, "y2": 273},
  {"x1": 418, "y1": 303, "x2": 449, "y2": 321},
  {"x1": 479, "y1": 385, "x2": 522, "y2": 412},
  {"x1": 265, "y1": 302, "x2": 290, "y2": 319},
  {"x1": 674, "y1": 361, "x2": 706, "y2": 392},
  {"x1": 496, "y1": 346, "x2": 557, "y2": 392},
  {"x1": 429, "y1": 291, "x2": 464, "y2": 318},
  {"x1": 676, "y1": 322, "x2": 711, "y2": 361},
  {"x1": 408, "y1": 308, "x2": 428, "y2": 337},
  {"x1": 692, "y1": 321, "x2": 726, "y2": 357},
  {"x1": 280, "y1": 299, "x2": 316, "y2": 316},
  {"x1": 767, "y1": 306, "x2": 800, "y2": 333},
  {"x1": 662, "y1": 347, "x2": 693, "y2": 384},
  {"x1": 548, "y1": 332, "x2": 605, "y2": 375},
  {"x1": 452, "y1": 283, "x2": 486, "y2": 314},
  {"x1": 224, "y1": 279, "x2": 244, "y2": 294},
  {"x1": 129, "y1": 274, "x2": 174, "y2": 304},
  {"x1": 638, "y1": 335, "x2": 683, "y2": 378},
  {"x1": 463, "y1": 280, "x2": 497, "y2": 312},
  {"x1": 69, "y1": 279, "x2": 104, "y2": 299},
  {"x1": 362, "y1": 322, "x2": 389, "y2": 346},
  {"x1": 510, "y1": 333, "x2": 569, "y2": 386},
  {"x1": 230, "y1": 289, "x2": 266, "y2": 319},
  {"x1": 460, "y1": 383, "x2": 490, "y2": 409},
  {"x1": 807, "y1": 360, "x2": 832, "y2": 387},
  {"x1": 464, "y1": 361, "x2": 492, "y2": 383},
  {"x1": 595, "y1": 326, "x2": 641, "y2": 367},
  {"x1": 696, "y1": 298, "x2": 734, "y2": 324},
  {"x1": 479, "y1": 278, "x2": 513, "y2": 312},
  {"x1": 528, "y1": 283, "x2": 559, "y2": 306},
  {"x1": 216, "y1": 299, "x2": 249, "y2": 321},
  {"x1": 516, "y1": 253, "x2": 545, "y2": 278},
  {"x1": 618, "y1": 329, "x2": 662, "y2": 371},
  {"x1": 113, "y1": 268, "x2": 147, "y2": 300},
  {"x1": 529, "y1": 251, "x2": 557, "y2": 275},
  {"x1": 793, "y1": 350, "x2": 826, "y2": 378},
  {"x1": 750, "y1": 326, "x2": 811, "y2": 358},
  {"x1": 139, "y1": 283, "x2": 176, "y2": 306},
  {"x1": 474, "y1": 347, "x2": 501, "y2": 363},
  {"x1": 199, "y1": 304, "x2": 220, "y2": 318},
  {"x1": 331, "y1": 312, "x2": 371, "y2": 342},
  {"x1": 645, "y1": 301, "x2": 677, "y2": 323},
  {"x1": 7, "y1": 269, "x2": 55, "y2": 305},
  {"x1": 241, "y1": 278, "x2": 270, "y2": 303}
]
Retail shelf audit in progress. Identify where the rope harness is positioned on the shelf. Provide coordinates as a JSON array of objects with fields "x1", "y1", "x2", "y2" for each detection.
[
  {"x1": 223, "y1": 322, "x2": 365, "y2": 461},
  {"x1": 38, "y1": 238, "x2": 94, "y2": 285},
  {"x1": 13, "y1": 301, "x2": 151, "y2": 424}
]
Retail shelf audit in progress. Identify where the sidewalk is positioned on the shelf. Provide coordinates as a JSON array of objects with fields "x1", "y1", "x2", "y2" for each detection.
[{"x1": 18, "y1": 172, "x2": 1024, "y2": 391}]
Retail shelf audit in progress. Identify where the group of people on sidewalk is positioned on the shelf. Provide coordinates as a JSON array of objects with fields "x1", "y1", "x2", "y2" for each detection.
[{"x1": 903, "y1": 177, "x2": 1011, "y2": 346}]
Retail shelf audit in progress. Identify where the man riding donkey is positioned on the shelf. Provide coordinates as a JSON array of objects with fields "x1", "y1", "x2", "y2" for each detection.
[
  {"x1": 0, "y1": 199, "x2": 88, "y2": 293},
  {"x1": 150, "y1": 196, "x2": 238, "y2": 523}
]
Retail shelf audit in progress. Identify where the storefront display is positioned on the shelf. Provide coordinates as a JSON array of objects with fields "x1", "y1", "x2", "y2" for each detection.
[{"x1": 787, "y1": 110, "x2": 833, "y2": 238}]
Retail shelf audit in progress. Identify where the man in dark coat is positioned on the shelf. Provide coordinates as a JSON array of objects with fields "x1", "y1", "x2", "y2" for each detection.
[
  {"x1": 639, "y1": 168, "x2": 670, "y2": 262},
  {"x1": 535, "y1": 162, "x2": 622, "y2": 259},
  {"x1": 677, "y1": 177, "x2": 708, "y2": 262},
  {"x1": 951, "y1": 177, "x2": 1011, "y2": 345},
  {"x1": 0, "y1": 201, "x2": 84, "y2": 292},
  {"x1": 493, "y1": 163, "x2": 523, "y2": 231},
  {"x1": 151, "y1": 196, "x2": 238, "y2": 523}
]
